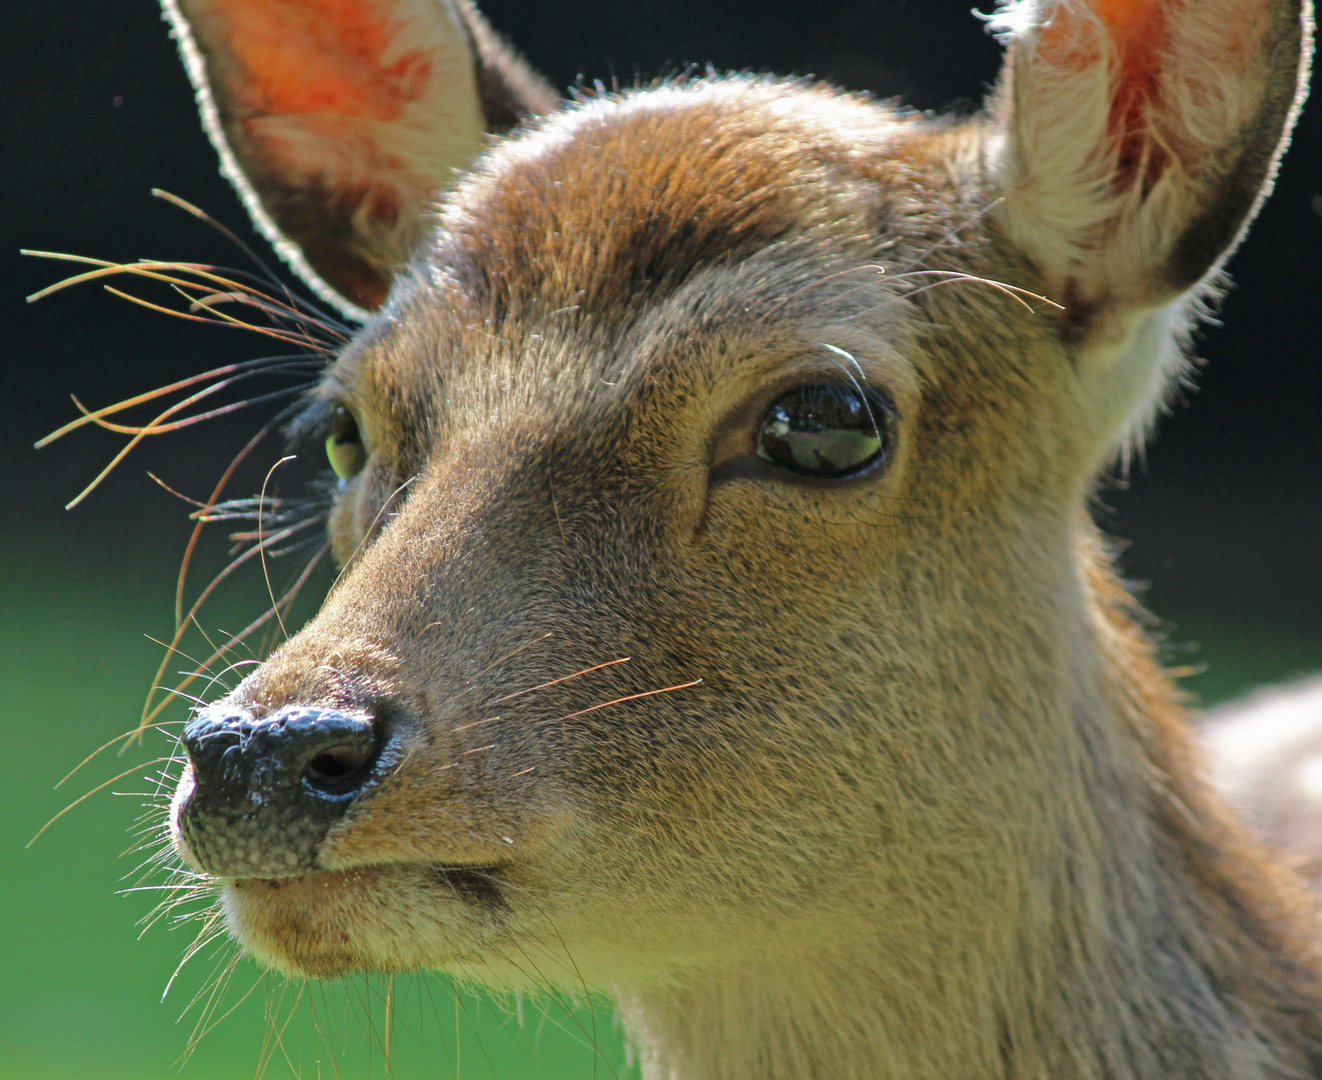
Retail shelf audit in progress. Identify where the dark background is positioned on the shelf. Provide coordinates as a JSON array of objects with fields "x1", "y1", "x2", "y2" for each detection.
[
  {"x1": 3, "y1": 0, "x2": 1320, "y2": 637},
  {"x1": 0, "y1": 3, "x2": 1318, "y2": 1078}
]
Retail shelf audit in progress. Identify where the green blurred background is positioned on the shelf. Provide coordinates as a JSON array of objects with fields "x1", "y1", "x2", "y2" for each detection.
[{"x1": 2, "y1": 1, "x2": 1319, "y2": 1077}]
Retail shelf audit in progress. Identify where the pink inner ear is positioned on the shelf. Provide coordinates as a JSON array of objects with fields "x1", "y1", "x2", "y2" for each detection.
[
  {"x1": 210, "y1": 0, "x2": 434, "y2": 122},
  {"x1": 1041, "y1": 0, "x2": 1171, "y2": 190}
]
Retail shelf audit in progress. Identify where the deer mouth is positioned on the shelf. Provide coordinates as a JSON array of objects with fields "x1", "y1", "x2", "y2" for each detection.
[
  {"x1": 219, "y1": 860, "x2": 513, "y2": 978},
  {"x1": 428, "y1": 863, "x2": 508, "y2": 907},
  {"x1": 227, "y1": 861, "x2": 507, "y2": 904}
]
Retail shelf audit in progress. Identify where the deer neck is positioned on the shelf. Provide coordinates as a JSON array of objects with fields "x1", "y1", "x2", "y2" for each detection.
[{"x1": 615, "y1": 539, "x2": 1322, "y2": 1080}]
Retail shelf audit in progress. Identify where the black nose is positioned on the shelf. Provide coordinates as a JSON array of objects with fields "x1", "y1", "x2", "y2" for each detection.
[
  {"x1": 177, "y1": 706, "x2": 387, "y2": 878},
  {"x1": 183, "y1": 706, "x2": 380, "y2": 801}
]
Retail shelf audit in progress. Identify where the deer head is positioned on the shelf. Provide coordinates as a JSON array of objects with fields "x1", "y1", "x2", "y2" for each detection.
[{"x1": 155, "y1": 2, "x2": 1318, "y2": 1076}]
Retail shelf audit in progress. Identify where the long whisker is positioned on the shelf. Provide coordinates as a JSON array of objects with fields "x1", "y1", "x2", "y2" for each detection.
[
  {"x1": 759, "y1": 263, "x2": 889, "y2": 323},
  {"x1": 56, "y1": 371, "x2": 312, "y2": 510},
  {"x1": 324, "y1": 475, "x2": 417, "y2": 594},
  {"x1": 893, "y1": 197, "x2": 1007, "y2": 276},
  {"x1": 142, "y1": 541, "x2": 329, "y2": 734},
  {"x1": 162, "y1": 910, "x2": 229, "y2": 1002},
  {"x1": 258, "y1": 456, "x2": 297, "y2": 642},
  {"x1": 477, "y1": 632, "x2": 555, "y2": 679},
  {"x1": 487, "y1": 656, "x2": 631, "y2": 706},
  {"x1": 104, "y1": 283, "x2": 333, "y2": 351},
  {"x1": 26, "y1": 253, "x2": 343, "y2": 348},
  {"x1": 36, "y1": 356, "x2": 308, "y2": 449},
  {"x1": 69, "y1": 376, "x2": 313, "y2": 437},
  {"x1": 551, "y1": 679, "x2": 703, "y2": 724},
  {"x1": 27, "y1": 261, "x2": 333, "y2": 357},
  {"x1": 844, "y1": 269, "x2": 1061, "y2": 320},
  {"x1": 54, "y1": 720, "x2": 184, "y2": 790},
  {"x1": 151, "y1": 189, "x2": 288, "y2": 303},
  {"x1": 180, "y1": 956, "x2": 261, "y2": 1065},
  {"x1": 172, "y1": 409, "x2": 293, "y2": 631},
  {"x1": 541, "y1": 914, "x2": 617, "y2": 1080},
  {"x1": 139, "y1": 496, "x2": 322, "y2": 735},
  {"x1": 28, "y1": 757, "x2": 175, "y2": 846},
  {"x1": 148, "y1": 190, "x2": 352, "y2": 341}
]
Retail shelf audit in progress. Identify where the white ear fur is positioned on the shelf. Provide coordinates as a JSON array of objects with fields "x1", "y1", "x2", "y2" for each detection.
[{"x1": 988, "y1": 0, "x2": 1309, "y2": 313}]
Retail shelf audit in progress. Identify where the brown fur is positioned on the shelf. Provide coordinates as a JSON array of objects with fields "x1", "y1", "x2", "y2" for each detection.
[{"x1": 150, "y1": 2, "x2": 1322, "y2": 1077}]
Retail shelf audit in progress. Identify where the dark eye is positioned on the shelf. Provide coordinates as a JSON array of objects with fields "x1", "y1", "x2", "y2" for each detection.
[
  {"x1": 755, "y1": 384, "x2": 890, "y2": 478},
  {"x1": 325, "y1": 404, "x2": 367, "y2": 482}
]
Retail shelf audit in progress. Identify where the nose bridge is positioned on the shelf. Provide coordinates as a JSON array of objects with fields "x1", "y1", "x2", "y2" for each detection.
[
  {"x1": 173, "y1": 440, "x2": 578, "y2": 876},
  {"x1": 234, "y1": 436, "x2": 558, "y2": 715}
]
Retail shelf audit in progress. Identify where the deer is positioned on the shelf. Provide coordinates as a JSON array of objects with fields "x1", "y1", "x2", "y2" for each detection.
[
  {"x1": 1204, "y1": 679, "x2": 1322, "y2": 885},
  {"x1": 75, "y1": 0, "x2": 1322, "y2": 1076}
]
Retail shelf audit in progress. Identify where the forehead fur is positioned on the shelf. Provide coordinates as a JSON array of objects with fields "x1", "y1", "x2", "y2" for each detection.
[{"x1": 423, "y1": 79, "x2": 918, "y2": 326}]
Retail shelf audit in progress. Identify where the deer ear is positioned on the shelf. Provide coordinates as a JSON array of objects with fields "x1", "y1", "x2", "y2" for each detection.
[
  {"x1": 988, "y1": 0, "x2": 1311, "y2": 322},
  {"x1": 162, "y1": 0, "x2": 558, "y2": 317}
]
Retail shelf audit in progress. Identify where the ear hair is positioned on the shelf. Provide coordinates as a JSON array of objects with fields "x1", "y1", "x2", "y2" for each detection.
[
  {"x1": 162, "y1": 0, "x2": 557, "y2": 317},
  {"x1": 988, "y1": 0, "x2": 1311, "y2": 319}
]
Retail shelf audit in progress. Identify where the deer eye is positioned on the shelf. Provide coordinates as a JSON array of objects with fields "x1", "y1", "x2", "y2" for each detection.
[
  {"x1": 755, "y1": 384, "x2": 890, "y2": 478},
  {"x1": 325, "y1": 404, "x2": 367, "y2": 482}
]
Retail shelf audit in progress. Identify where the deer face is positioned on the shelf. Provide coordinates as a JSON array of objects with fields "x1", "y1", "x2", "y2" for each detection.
[
  {"x1": 176, "y1": 86, "x2": 997, "y2": 982},
  {"x1": 161, "y1": 0, "x2": 1310, "y2": 992}
]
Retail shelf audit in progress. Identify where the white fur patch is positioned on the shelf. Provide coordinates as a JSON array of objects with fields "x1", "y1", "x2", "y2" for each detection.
[{"x1": 1202, "y1": 676, "x2": 1322, "y2": 878}]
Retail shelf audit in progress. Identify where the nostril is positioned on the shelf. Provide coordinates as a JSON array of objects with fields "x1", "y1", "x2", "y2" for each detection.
[
  {"x1": 287, "y1": 708, "x2": 382, "y2": 798},
  {"x1": 182, "y1": 705, "x2": 384, "y2": 804},
  {"x1": 303, "y1": 739, "x2": 377, "y2": 796},
  {"x1": 177, "y1": 704, "x2": 393, "y2": 877}
]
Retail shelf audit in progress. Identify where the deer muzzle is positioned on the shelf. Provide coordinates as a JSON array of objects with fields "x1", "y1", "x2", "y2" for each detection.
[{"x1": 174, "y1": 705, "x2": 392, "y2": 877}]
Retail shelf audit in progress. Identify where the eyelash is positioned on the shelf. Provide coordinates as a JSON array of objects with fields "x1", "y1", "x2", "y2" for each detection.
[{"x1": 287, "y1": 396, "x2": 338, "y2": 452}]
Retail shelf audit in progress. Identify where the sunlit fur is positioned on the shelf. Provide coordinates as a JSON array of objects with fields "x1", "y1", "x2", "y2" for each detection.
[
  {"x1": 163, "y1": 0, "x2": 557, "y2": 313},
  {"x1": 1205, "y1": 677, "x2": 1322, "y2": 885},
  {"x1": 48, "y1": 0, "x2": 1322, "y2": 1077}
]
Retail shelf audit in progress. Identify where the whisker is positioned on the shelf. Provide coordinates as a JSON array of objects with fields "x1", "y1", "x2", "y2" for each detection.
[
  {"x1": 149, "y1": 190, "x2": 351, "y2": 338},
  {"x1": 36, "y1": 355, "x2": 316, "y2": 448},
  {"x1": 487, "y1": 656, "x2": 631, "y2": 705},
  {"x1": 324, "y1": 475, "x2": 417, "y2": 594},
  {"x1": 27, "y1": 248, "x2": 343, "y2": 348},
  {"x1": 844, "y1": 269, "x2": 1061, "y2": 320},
  {"x1": 54, "y1": 720, "x2": 183, "y2": 789},
  {"x1": 151, "y1": 190, "x2": 290, "y2": 303},
  {"x1": 893, "y1": 197, "x2": 1007, "y2": 276},
  {"x1": 147, "y1": 472, "x2": 211, "y2": 511},
  {"x1": 141, "y1": 634, "x2": 222, "y2": 679},
  {"x1": 154, "y1": 686, "x2": 212, "y2": 710},
  {"x1": 31, "y1": 251, "x2": 338, "y2": 349},
  {"x1": 543, "y1": 917, "x2": 618, "y2": 1080},
  {"x1": 304, "y1": 982, "x2": 348, "y2": 1080},
  {"x1": 70, "y1": 378, "x2": 314, "y2": 437},
  {"x1": 58, "y1": 370, "x2": 308, "y2": 510},
  {"x1": 551, "y1": 679, "x2": 703, "y2": 724},
  {"x1": 161, "y1": 910, "x2": 228, "y2": 1001},
  {"x1": 179, "y1": 954, "x2": 259, "y2": 1065},
  {"x1": 759, "y1": 263, "x2": 889, "y2": 323},
  {"x1": 258, "y1": 455, "x2": 298, "y2": 642},
  {"x1": 28, "y1": 757, "x2": 175, "y2": 846},
  {"x1": 172, "y1": 401, "x2": 308, "y2": 630},
  {"x1": 141, "y1": 531, "x2": 327, "y2": 733},
  {"x1": 476, "y1": 632, "x2": 555, "y2": 680}
]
